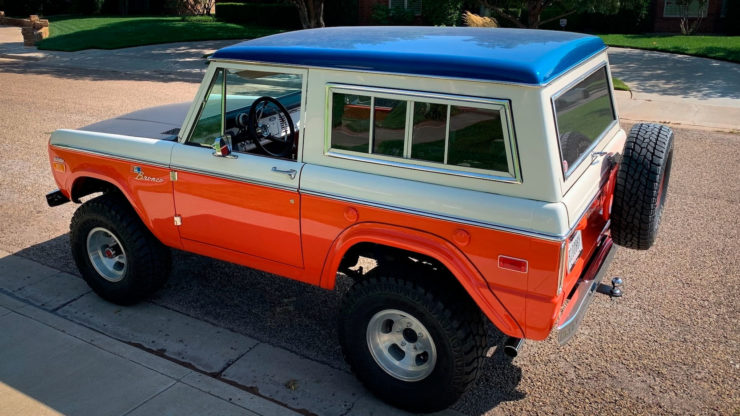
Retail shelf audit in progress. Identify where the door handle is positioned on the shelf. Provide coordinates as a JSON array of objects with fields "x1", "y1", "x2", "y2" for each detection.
[
  {"x1": 271, "y1": 167, "x2": 297, "y2": 180},
  {"x1": 591, "y1": 151, "x2": 608, "y2": 165}
]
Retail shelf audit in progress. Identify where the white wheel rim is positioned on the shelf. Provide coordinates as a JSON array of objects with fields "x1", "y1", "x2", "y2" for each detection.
[
  {"x1": 86, "y1": 227, "x2": 127, "y2": 282},
  {"x1": 366, "y1": 309, "x2": 437, "y2": 382}
]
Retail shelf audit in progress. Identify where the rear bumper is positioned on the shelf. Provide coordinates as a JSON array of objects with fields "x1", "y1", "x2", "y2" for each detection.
[{"x1": 556, "y1": 236, "x2": 615, "y2": 345}]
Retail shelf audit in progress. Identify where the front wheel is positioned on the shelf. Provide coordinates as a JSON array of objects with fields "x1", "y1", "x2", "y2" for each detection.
[
  {"x1": 338, "y1": 270, "x2": 486, "y2": 412},
  {"x1": 70, "y1": 193, "x2": 171, "y2": 305}
]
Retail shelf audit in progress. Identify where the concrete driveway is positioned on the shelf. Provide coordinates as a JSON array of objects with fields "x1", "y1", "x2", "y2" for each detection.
[
  {"x1": 609, "y1": 47, "x2": 740, "y2": 107},
  {"x1": 0, "y1": 26, "x2": 233, "y2": 82},
  {"x1": 608, "y1": 47, "x2": 740, "y2": 130}
]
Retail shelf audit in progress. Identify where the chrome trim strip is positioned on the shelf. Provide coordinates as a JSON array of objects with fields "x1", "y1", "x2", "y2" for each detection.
[
  {"x1": 300, "y1": 189, "x2": 565, "y2": 241},
  {"x1": 598, "y1": 219, "x2": 611, "y2": 245},
  {"x1": 50, "y1": 144, "x2": 170, "y2": 169},
  {"x1": 551, "y1": 64, "x2": 618, "y2": 180},
  {"x1": 443, "y1": 105, "x2": 451, "y2": 164},
  {"x1": 497, "y1": 255, "x2": 528, "y2": 273},
  {"x1": 179, "y1": 64, "x2": 219, "y2": 144},
  {"x1": 170, "y1": 164, "x2": 298, "y2": 192},
  {"x1": 324, "y1": 84, "x2": 522, "y2": 184},
  {"x1": 324, "y1": 151, "x2": 521, "y2": 184},
  {"x1": 557, "y1": 240, "x2": 567, "y2": 295},
  {"x1": 220, "y1": 68, "x2": 226, "y2": 137},
  {"x1": 327, "y1": 84, "x2": 514, "y2": 107},
  {"x1": 557, "y1": 237, "x2": 615, "y2": 345},
  {"x1": 368, "y1": 96, "x2": 375, "y2": 154},
  {"x1": 210, "y1": 47, "x2": 608, "y2": 88}
]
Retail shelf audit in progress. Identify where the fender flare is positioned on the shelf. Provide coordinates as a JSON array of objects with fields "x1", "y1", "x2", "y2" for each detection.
[
  {"x1": 65, "y1": 170, "x2": 181, "y2": 249},
  {"x1": 319, "y1": 222, "x2": 524, "y2": 338}
]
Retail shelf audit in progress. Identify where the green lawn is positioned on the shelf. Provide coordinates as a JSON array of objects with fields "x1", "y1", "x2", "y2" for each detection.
[
  {"x1": 37, "y1": 16, "x2": 283, "y2": 51},
  {"x1": 612, "y1": 77, "x2": 630, "y2": 91},
  {"x1": 599, "y1": 34, "x2": 740, "y2": 63}
]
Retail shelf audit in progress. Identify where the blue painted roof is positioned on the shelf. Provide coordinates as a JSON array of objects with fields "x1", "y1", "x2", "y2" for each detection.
[{"x1": 211, "y1": 27, "x2": 606, "y2": 85}]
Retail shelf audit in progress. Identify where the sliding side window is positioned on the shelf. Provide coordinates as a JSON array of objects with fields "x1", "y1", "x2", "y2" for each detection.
[{"x1": 328, "y1": 87, "x2": 519, "y2": 181}]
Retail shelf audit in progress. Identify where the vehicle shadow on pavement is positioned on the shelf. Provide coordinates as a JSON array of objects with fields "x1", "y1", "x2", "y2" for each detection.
[{"x1": 9, "y1": 236, "x2": 526, "y2": 414}]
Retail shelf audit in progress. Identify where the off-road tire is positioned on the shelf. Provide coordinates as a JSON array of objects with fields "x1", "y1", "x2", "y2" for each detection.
[
  {"x1": 70, "y1": 193, "x2": 171, "y2": 304},
  {"x1": 338, "y1": 268, "x2": 487, "y2": 413},
  {"x1": 612, "y1": 123, "x2": 674, "y2": 250}
]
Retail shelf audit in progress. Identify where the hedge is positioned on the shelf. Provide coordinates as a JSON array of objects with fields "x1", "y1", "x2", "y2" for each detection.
[{"x1": 215, "y1": 2, "x2": 300, "y2": 28}]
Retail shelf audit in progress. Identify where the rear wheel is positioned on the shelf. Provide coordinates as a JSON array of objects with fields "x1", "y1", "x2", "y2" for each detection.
[
  {"x1": 338, "y1": 268, "x2": 486, "y2": 412},
  {"x1": 612, "y1": 123, "x2": 674, "y2": 250},
  {"x1": 70, "y1": 193, "x2": 171, "y2": 304}
]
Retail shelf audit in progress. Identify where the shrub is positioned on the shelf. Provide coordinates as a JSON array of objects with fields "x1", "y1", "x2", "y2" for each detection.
[
  {"x1": 370, "y1": 4, "x2": 414, "y2": 25},
  {"x1": 727, "y1": 0, "x2": 740, "y2": 35},
  {"x1": 72, "y1": 0, "x2": 105, "y2": 14},
  {"x1": 182, "y1": 14, "x2": 217, "y2": 22},
  {"x1": 422, "y1": 0, "x2": 463, "y2": 26},
  {"x1": 324, "y1": 0, "x2": 358, "y2": 26},
  {"x1": 215, "y1": 2, "x2": 300, "y2": 28},
  {"x1": 2, "y1": 0, "x2": 42, "y2": 15}
]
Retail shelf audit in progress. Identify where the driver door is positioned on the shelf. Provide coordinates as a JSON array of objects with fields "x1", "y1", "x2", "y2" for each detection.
[{"x1": 170, "y1": 64, "x2": 307, "y2": 268}]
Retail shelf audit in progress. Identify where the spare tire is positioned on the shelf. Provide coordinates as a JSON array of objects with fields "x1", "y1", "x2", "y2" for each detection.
[{"x1": 611, "y1": 123, "x2": 674, "y2": 250}]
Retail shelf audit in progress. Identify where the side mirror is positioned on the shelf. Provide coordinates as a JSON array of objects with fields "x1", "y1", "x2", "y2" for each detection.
[{"x1": 212, "y1": 135, "x2": 237, "y2": 159}]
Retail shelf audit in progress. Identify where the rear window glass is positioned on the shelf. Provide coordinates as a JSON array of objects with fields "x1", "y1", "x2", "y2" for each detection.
[{"x1": 554, "y1": 67, "x2": 615, "y2": 175}]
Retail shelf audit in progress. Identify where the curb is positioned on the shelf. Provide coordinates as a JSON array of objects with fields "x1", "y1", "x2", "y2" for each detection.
[
  {"x1": 0, "y1": 250, "x2": 456, "y2": 416},
  {"x1": 0, "y1": 290, "x2": 300, "y2": 416},
  {"x1": 0, "y1": 52, "x2": 44, "y2": 61}
]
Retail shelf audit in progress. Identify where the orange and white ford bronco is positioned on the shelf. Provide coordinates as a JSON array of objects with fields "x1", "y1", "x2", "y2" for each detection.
[{"x1": 46, "y1": 27, "x2": 673, "y2": 412}]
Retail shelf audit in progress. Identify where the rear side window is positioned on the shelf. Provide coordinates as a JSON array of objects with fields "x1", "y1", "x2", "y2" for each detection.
[
  {"x1": 327, "y1": 87, "x2": 520, "y2": 181},
  {"x1": 554, "y1": 67, "x2": 616, "y2": 176}
]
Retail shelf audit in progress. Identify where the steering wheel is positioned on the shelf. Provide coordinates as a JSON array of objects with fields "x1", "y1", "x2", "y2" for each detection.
[{"x1": 247, "y1": 96, "x2": 296, "y2": 158}]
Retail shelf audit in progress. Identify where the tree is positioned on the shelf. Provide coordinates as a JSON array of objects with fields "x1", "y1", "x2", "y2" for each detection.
[
  {"x1": 288, "y1": 0, "x2": 325, "y2": 28},
  {"x1": 478, "y1": 0, "x2": 649, "y2": 29},
  {"x1": 677, "y1": 0, "x2": 709, "y2": 35},
  {"x1": 173, "y1": 0, "x2": 215, "y2": 16}
]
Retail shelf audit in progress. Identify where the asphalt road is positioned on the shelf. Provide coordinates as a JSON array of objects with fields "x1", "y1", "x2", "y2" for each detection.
[{"x1": 1, "y1": 60, "x2": 738, "y2": 415}]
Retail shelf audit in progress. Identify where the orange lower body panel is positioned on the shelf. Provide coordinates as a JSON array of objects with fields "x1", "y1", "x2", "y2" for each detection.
[{"x1": 50, "y1": 146, "x2": 602, "y2": 341}]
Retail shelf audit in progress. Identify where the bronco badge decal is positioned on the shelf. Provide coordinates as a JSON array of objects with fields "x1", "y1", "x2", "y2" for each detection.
[{"x1": 132, "y1": 166, "x2": 165, "y2": 183}]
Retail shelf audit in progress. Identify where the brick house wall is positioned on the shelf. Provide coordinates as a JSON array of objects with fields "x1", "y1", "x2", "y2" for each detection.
[
  {"x1": 653, "y1": 0, "x2": 728, "y2": 33},
  {"x1": 358, "y1": 0, "x2": 387, "y2": 24}
]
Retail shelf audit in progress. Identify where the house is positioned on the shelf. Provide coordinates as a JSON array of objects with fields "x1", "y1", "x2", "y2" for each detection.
[
  {"x1": 652, "y1": 0, "x2": 730, "y2": 33},
  {"x1": 358, "y1": 0, "x2": 422, "y2": 24}
]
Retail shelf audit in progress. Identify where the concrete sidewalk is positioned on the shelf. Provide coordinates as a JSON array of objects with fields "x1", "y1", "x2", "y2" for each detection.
[
  {"x1": 0, "y1": 250, "x2": 458, "y2": 416},
  {"x1": 0, "y1": 294, "x2": 298, "y2": 416}
]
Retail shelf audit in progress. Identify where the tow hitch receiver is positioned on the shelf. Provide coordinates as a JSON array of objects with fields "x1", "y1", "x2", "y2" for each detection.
[{"x1": 597, "y1": 277, "x2": 624, "y2": 298}]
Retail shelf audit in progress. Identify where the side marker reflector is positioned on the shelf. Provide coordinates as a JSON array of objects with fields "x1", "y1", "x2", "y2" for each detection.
[{"x1": 498, "y1": 255, "x2": 528, "y2": 273}]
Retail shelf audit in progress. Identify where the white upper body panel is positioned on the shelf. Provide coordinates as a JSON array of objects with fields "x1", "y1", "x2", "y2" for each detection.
[{"x1": 51, "y1": 48, "x2": 621, "y2": 241}]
